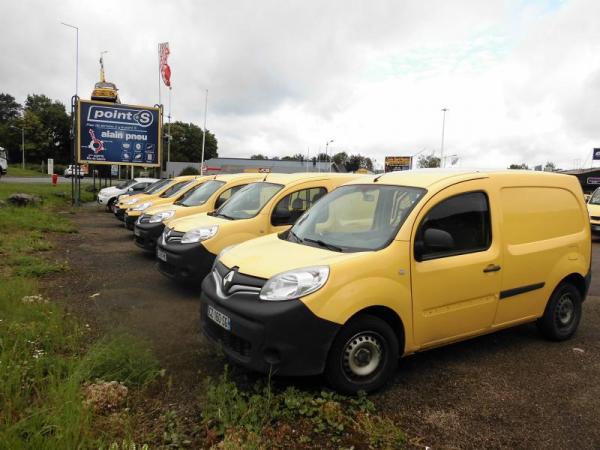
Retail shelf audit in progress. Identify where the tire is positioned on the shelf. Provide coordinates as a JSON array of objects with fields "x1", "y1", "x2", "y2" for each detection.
[
  {"x1": 537, "y1": 282, "x2": 582, "y2": 341},
  {"x1": 106, "y1": 198, "x2": 117, "y2": 212},
  {"x1": 325, "y1": 314, "x2": 399, "y2": 394}
]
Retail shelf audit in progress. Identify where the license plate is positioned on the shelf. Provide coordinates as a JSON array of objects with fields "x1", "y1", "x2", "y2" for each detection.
[
  {"x1": 134, "y1": 228, "x2": 141, "y2": 236},
  {"x1": 207, "y1": 305, "x2": 231, "y2": 331},
  {"x1": 156, "y1": 248, "x2": 167, "y2": 262}
]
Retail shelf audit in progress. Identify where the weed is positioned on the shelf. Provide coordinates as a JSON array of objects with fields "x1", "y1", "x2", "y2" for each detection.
[{"x1": 354, "y1": 413, "x2": 407, "y2": 449}]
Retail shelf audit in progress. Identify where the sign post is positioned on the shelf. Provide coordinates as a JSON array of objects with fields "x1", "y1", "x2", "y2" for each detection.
[{"x1": 47, "y1": 158, "x2": 54, "y2": 175}]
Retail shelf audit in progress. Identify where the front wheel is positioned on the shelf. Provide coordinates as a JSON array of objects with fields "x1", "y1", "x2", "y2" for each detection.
[
  {"x1": 325, "y1": 314, "x2": 399, "y2": 394},
  {"x1": 537, "y1": 282, "x2": 582, "y2": 341}
]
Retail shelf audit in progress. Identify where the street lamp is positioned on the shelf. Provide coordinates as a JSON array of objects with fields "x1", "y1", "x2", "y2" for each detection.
[
  {"x1": 440, "y1": 108, "x2": 448, "y2": 168},
  {"x1": 10, "y1": 125, "x2": 25, "y2": 170},
  {"x1": 325, "y1": 139, "x2": 334, "y2": 172},
  {"x1": 60, "y1": 22, "x2": 79, "y2": 97}
]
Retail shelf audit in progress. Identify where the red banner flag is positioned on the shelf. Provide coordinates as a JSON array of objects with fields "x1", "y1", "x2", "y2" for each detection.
[{"x1": 159, "y1": 42, "x2": 171, "y2": 88}]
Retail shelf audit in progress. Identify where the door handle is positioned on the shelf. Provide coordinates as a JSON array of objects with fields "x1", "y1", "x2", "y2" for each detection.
[{"x1": 483, "y1": 264, "x2": 501, "y2": 273}]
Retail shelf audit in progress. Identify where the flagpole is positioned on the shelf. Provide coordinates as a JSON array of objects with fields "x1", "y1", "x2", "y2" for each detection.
[
  {"x1": 200, "y1": 89, "x2": 208, "y2": 175},
  {"x1": 157, "y1": 43, "x2": 162, "y2": 106},
  {"x1": 167, "y1": 87, "x2": 172, "y2": 170}
]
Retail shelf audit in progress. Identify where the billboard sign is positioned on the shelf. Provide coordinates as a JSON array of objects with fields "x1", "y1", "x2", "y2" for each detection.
[
  {"x1": 587, "y1": 177, "x2": 600, "y2": 185},
  {"x1": 385, "y1": 156, "x2": 412, "y2": 172},
  {"x1": 77, "y1": 100, "x2": 162, "y2": 167},
  {"x1": 594, "y1": 148, "x2": 600, "y2": 161}
]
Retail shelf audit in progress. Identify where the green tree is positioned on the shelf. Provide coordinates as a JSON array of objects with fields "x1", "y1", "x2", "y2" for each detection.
[
  {"x1": 0, "y1": 93, "x2": 23, "y2": 164},
  {"x1": 508, "y1": 163, "x2": 529, "y2": 170},
  {"x1": 251, "y1": 154, "x2": 268, "y2": 160},
  {"x1": 316, "y1": 152, "x2": 331, "y2": 162},
  {"x1": 417, "y1": 154, "x2": 440, "y2": 168},
  {"x1": 332, "y1": 151, "x2": 348, "y2": 167},
  {"x1": 164, "y1": 121, "x2": 218, "y2": 163},
  {"x1": 281, "y1": 153, "x2": 304, "y2": 161},
  {"x1": 344, "y1": 154, "x2": 374, "y2": 172},
  {"x1": 0, "y1": 93, "x2": 21, "y2": 122},
  {"x1": 544, "y1": 161, "x2": 556, "y2": 172}
]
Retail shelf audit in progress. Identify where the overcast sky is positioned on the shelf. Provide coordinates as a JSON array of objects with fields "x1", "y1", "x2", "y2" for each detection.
[{"x1": 1, "y1": 0, "x2": 599, "y2": 169}]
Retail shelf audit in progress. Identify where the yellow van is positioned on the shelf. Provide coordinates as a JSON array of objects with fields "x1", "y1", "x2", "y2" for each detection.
[
  {"x1": 587, "y1": 187, "x2": 600, "y2": 236},
  {"x1": 156, "y1": 173, "x2": 361, "y2": 282},
  {"x1": 123, "y1": 176, "x2": 209, "y2": 230},
  {"x1": 133, "y1": 173, "x2": 263, "y2": 252},
  {"x1": 113, "y1": 176, "x2": 198, "y2": 227},
  {"x1": 200, "y1": 170, "x2": 591, "y2": 393}
]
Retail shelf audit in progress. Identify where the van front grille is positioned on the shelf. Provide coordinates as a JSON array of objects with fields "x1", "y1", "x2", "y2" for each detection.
[
  {"x1": 591, "y1": 216, "x2": 600, "y2": 221},
  {"x1": 205, "y1": 318, "x2": 252, "y2": 357}
]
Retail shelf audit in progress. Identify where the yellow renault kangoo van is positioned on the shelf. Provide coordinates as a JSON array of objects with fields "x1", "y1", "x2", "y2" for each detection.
[{"x1": 201, "y1": 170, "x2": 591, "y2": 393}]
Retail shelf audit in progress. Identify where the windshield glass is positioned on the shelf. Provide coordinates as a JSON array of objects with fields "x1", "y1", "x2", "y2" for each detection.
[
  {"x1": 177, "y1": 180, "x2": 225, "y2": 207},
  {"x1": 215, "y1": 182, "x2": 283, "y2": 220},
  {"x1": 160, "y1": 180, "x2": 195, "y2": 198},
  {"x1": 144, "y1": 179, "x2": 171, "y2": 194},
  {"x1": 589, "y1": 188, "x2": 600, "y2": 205},
  {"x1": 290, "y1": 184, "x2": 425, "y2": 252},
  {"x1": 116, "y1": 179, "x2": 136, "y2": 189}
]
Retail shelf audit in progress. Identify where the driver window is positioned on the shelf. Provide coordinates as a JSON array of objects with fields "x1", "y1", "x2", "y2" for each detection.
[
  {"x1": 215, "y1": 185, "x2": 244, "y2": 208},
  {"x1": 271, "y1": 187, "x2": 326, "y2": 226},
  {"x1": 415, "y1": 192, "x2": 491, "y2": 261}
]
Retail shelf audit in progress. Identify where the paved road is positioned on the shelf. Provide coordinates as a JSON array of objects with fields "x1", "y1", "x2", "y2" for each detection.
[
  {"x1": 0, "y1": 176, "x2": 93, "y2": 184},
  {"x1": 48, "y1": 209, "x2": 600, "y2": 449}
]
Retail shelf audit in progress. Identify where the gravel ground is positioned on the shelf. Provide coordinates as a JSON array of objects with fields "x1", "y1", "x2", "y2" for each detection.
[{"x1": 47, "y1": 207, "x2": 600, "y2": 449}]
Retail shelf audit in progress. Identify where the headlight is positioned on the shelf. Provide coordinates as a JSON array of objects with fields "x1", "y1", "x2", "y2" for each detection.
[
  {"x1": 181, "y1": 225, "x2": 218, "y2": 244},
  {"x1": 149, "y1": 210, "x2": 175, "y2": 223},
  {"x1": 259, "y1": 266, "x2": 329, "y2": 301},
  {"x1": 131, "y1": 201, "x2": 152, "y2": 211},
  {"x1": 126, "y1": 198, "x2": 139, "y2": 205}
]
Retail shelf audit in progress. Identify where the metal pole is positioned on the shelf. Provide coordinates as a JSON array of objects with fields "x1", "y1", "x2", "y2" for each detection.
[
  {"x1": 167, "y1": 87, "x2": 172, "y2": 165},
  {"x1": 21, "y1": 127, "x2": 25, "y2": 170},
  {"x1": 325, "y1": 139, "x2": 334, "y2": 172},
  {"x1": 440, "y1": 108, "x2": 448, "y2": 168},
  {"x1": 200, "y1": 89, "x2": 208, "y2": 175},
  {"x1": 158, "y1": 43, "x2": 162, "y2": 106},
  {"x1": 60, "y1": 23, "x2": 79, "y2": 97}
]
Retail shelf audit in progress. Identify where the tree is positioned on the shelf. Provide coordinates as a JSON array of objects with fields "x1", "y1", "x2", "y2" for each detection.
[
  {"x1": 250, "y1": 154, "x2": 268, "y2": 160},
  {"x1": 281, "y1": 153, "x2": 304, "y2": 161},
  {"x1": 544, "y1": 161, "x2": 556, "y2": 172},
  {"x1": 0, "y1": 93, "x2": 21, "y2": 122},
  {"x1": 164, "y1": 121, "x2": 218, "y2": 163},
  {"x1": 332, "y1": 151, "x2": 348, "y2": 167},
  {"x1": 508, "y1": 163, "x2": 529, "y2": 170},
  {"x1": 315, "y1": 152, "x2": 331, "y2": 162},
  {"x1": 344, "y1": 154, "x2": 374, "y2": 172},
  {"x1": 417, "y1": 154, "x2": 440, "y2": 168}
]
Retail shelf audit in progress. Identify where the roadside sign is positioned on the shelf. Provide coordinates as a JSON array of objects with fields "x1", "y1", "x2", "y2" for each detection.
[
  {"x1": 47, "y1": 158, "x2": 54, "y2": 175},
  {"x1": 76, "y1": 100, "x2": 162, "y2": 167},
  {"x1": 587, "y1": 177, "x2": 600, "y2": 185},
  {"x1": 385, "y1": 156, "x2": 412, "y2": 172},
  {"x1": 593, "y1": 149, "x2": 600, "y2": 161},
  {"x1": 111, "y1": 165, "x2": 118, "y2": 176}
]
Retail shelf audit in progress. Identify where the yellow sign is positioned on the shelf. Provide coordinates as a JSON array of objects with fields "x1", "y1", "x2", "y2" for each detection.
[{"x1": 385, "y1": 156, "x2": 412, "y2": 172}]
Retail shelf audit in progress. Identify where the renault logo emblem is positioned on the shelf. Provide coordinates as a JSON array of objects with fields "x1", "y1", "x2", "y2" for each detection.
[{"x1": 223, "y1": 271, "x2": 234, "y2": 289}]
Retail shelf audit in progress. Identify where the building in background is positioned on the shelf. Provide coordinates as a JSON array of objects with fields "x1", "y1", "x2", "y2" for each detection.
[
  {"x1": 560, "y1": 168, "x2": 600, "y2": 194},
  {"x1": 165, "y1": 157, "x2": 343, "y2": 177}
]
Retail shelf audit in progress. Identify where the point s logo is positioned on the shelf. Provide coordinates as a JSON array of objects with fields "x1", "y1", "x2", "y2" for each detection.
[{"x1": 87, "y1": 105, "x2": 155, "y2": 128}]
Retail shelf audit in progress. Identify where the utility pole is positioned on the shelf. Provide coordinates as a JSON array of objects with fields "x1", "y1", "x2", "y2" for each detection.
[
  {"x1": 200, "y1": 89, "x2": 208, "y2": 175},
  {"x1": 325, "y1": 139, "x2": 334, "y2": 172},
  {"x1": 440, "y1": 108, "x2": 448, "y2": 168}
]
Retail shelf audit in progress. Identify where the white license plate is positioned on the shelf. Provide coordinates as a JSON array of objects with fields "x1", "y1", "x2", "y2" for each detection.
[
  {"x1": 156, "y1": 248, "x2": 167, "y2": 262},
  {"x1": 134, "y1": 228, "x2": 141, "y2": 236},
  {"x1": 207, "y1": 305, "x2": 231, "y2": 331}
]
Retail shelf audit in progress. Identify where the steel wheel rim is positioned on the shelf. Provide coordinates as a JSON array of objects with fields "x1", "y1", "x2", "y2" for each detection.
[
  {"x1": 342, "y1": 332, "x2": 384, "y2": 379},
  {"x1": 555, "y1": 294, "x2": 574, "y2": 328}
]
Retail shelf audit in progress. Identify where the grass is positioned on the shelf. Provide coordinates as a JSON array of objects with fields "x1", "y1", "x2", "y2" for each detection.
[
  {"x1": 0, "y1": 182, "x2": 159, "y2": 449},
  {"x1": 7, "y1": 164, "x2": 50, "y2": 177}
]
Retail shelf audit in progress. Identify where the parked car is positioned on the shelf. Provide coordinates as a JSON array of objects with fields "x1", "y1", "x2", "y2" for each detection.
[
  {"x1": 0, "y1": 147, "x2": 7, "y2": 178},
  {"x1": 156, "y1": 173, "x2": 362, "y2": 283},
  {"x1": 587, "y1": 187, "x2": 600, "y2": 235},
  {"x1": 97, "y1": 177, "x2": 159, "y2": 211},
  {"x1": 200, "y1": 170, "x2": 591, "y2": 393},
  {"x1": 134, "y1": 173, "x2": 264, "y2": 252}
]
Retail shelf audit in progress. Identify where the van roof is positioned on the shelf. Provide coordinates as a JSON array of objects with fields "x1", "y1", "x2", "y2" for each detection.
[
  {"x1": 260, "y1": 172, "x2": 362, "y2": 186},
  {"x1": 213, "y1": 173, "x2": 264, "y2": 182},
  {"x1": 346, "y1": 169, "x2": 575, "y2": 189}
]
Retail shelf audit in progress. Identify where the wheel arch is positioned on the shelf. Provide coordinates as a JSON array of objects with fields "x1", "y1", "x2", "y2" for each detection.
[
  {"x1": 346, "y1": 305, "x2": 406, "y2": 356},
  {"x1": 557, "y1": 272, "x2": 587, "y2": 300}
]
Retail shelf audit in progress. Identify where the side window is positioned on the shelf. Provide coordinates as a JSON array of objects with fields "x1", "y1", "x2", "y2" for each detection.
[
  {"x1": 415, "y1": 192, "x2": 491, "y2": 261},
  {"x1": 271, "y1": 187, "x2": 327, "y2": 226},
  {"x1": 131, "y1": 183, "x2": 147, "y2": 192},
  {"x1": 215, "y1": 185, "x2": 245, "y2": 208}
]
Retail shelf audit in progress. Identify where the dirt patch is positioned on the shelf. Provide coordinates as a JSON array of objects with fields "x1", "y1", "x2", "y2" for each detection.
[{"x1": 44, "y1": 207, "x2": 600, "y2": 448}]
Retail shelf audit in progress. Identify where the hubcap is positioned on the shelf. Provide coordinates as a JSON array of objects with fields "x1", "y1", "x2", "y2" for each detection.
[
  {"x1": 342, "y1": 332, "x2": 383, "y2": 378},
  {"x1": 555, "y1": 294, "x2": 574, "y2": 328}
]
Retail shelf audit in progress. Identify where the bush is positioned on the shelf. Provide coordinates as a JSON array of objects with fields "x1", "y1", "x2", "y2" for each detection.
[{"x1": 178, "y1": 166, "x2": 200, "y2": 176}]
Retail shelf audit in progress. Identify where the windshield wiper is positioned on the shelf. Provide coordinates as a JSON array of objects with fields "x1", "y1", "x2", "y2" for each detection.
[
  {"x1": 215, "y1": 212, "x2": 235, "y2": 220},
  {"x1": 289, "y1": 230, "x2": 303, "y2": 243},
  {"x1": 303, "y1": 237, "x2": 343, "y2": 252}
]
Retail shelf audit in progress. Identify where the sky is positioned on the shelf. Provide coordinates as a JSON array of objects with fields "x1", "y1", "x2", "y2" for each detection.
[{"x1": 1, "y1": 0, "x2": 599, "y2": 170}]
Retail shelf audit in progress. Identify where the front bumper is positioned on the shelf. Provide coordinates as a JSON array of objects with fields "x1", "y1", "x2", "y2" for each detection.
[
  {"x1": 155, "y1": 235, "x2": 216, "y2": 282},
  {"x1": 114, "y1": 207, "x2": 126, "y2": 221},
  {"x1": 200, "y1": 261, "x2": 340, "y2": 376},
  {"x1": 124, "y1": 213, "x2": 138, "y2": 230},
  {"x1": 97, "y1": 195, "x2": 109, "y2": 205},
  {"x1": 134, "y1": 220, "x2": 165, "y2": 252},
  {"x1": 591, "y1": 222, "x2": 600, "y2": 235}
]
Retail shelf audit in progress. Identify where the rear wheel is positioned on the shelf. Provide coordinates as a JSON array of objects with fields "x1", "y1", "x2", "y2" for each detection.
[
  {"x1": 325, "y1": 314, "x2": 399, "y2": 394},
  {"x1": 537, "y1": 282, "x2": 582, "y2": 341}
]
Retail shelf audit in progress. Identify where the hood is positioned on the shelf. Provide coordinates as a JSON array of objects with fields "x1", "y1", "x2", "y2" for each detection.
[
  {"x1": 100, "y1": 186, "x2": 121, "y2": 195},
  {"x1": 168, "y1": 213, "x2": 227, "y2": 233},
  {"x1": 220, "y1": 233, "x2": 363, "y2": 280},
  {"x1": 145, "y1": 203, "x2": 184, "y2": 216}
]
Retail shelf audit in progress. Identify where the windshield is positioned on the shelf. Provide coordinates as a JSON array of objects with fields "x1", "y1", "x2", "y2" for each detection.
[
  {"x1": 116, "y1": 179, "x2": 136, "y2": 189},
  {"x1": 0, "y1": 149, "x2": 6, "y2": 159},
  {"x1": 144, "y1": 179, "x2": 171, "y2": 194},
  {"x1": 177, "y1": 180, "x2": 225, "y2": 207},
  {"x1": 289, "y1": 184, "x2": 425, "y2": 252},
  {"x1": 215, "y1": 182, "x2": 283, "y2": 220},
  {"x1": 160, "y1": 180, "x2": 195, "y2": 198},
  {"x1": 589, "y1": 188, "x2": 600, "y2": 205}
]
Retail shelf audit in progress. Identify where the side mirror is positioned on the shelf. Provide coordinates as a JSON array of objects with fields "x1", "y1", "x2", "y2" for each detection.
[
  {"x1": 127, "y1": 187, "x2": 134, "y2": 193},
  {"x1": 415, "y1": 228, "x2": 455, "y2": 261}
]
